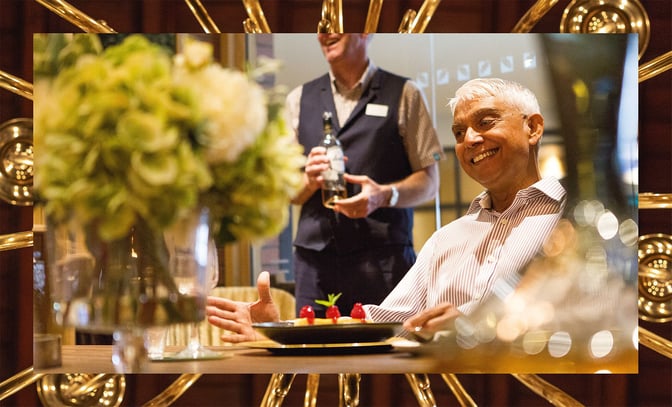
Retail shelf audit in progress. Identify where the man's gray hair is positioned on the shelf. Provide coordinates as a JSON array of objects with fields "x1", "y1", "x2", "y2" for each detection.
[{"x1": 448, "y1": 78, "x2": 541, "y2": 117}]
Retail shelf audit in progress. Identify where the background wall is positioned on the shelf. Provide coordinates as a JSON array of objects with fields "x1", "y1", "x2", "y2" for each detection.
[
  {"x1": 262, "y1": 32, "x2": 638, "y2": 286},
  {"x1": 273, "y1": 33, "x2": 562, "y2": 147},
  {"x1": 0, "y1": 1, "x2": 669, "y2": 406}
]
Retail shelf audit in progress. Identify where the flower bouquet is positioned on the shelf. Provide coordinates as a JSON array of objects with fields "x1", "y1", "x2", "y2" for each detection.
[{"x1": 34, "y1": 34, "x2": 304, "y2": 336}]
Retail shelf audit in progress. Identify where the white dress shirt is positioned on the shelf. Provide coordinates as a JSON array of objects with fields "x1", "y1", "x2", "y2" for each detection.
[{"x1": 364, "y1": 177, "x2": 567, "y2": 322}]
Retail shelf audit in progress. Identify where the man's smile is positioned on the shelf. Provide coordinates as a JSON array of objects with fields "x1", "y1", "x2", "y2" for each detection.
[{"x1": 472, "y1": 148, "x2": 499, "y2": 164}]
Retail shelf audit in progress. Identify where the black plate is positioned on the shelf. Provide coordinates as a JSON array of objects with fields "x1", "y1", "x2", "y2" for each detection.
[
  {"x1": 252, "y1": 321, "x2": 402, "y2": 344},
  {"x1": 243, "y1": 340, "x2": 394, "y2": 356}
]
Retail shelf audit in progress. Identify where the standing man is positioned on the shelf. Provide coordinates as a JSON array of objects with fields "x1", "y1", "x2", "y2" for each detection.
[
  {"x1": 286, "y1": 34, "x2": 444, "y2": 316},
  {"x1": 206, "y1": 78, "x2": 566, "y2": 342}
]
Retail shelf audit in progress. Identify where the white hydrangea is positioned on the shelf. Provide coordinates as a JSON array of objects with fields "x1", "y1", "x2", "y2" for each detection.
[
  {"x1": 193, "y1": 66, "x2": 267, "y2": 163},
  {"x1": 174, "y1": 43, "x2": 267, "y2": 164}
]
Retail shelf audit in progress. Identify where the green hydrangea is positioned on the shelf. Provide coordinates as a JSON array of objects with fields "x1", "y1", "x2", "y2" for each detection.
[{"x1": 34, "y1": 34, "x2": 303, "y2": 244}]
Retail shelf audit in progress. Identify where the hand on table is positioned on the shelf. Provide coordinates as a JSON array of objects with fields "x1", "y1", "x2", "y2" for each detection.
[
  {"x1": 206, "y1": 271, "x2": 280, "y2": 343},
  {"x1": 402, "y1": 302, "x2": 461, "y2": 341}
]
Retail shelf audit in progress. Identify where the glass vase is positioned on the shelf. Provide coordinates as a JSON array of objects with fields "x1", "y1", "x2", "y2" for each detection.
[{"x1": 44, "y1": 208, "x2": 211, "y2": 372}]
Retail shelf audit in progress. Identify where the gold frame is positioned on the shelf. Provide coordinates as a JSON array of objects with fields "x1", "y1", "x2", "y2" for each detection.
[{"x1": 1, "y1": 1, "x2": 669, "y2": 406}]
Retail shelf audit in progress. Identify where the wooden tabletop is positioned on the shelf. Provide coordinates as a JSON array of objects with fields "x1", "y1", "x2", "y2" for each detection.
[
  {"x1": 35, "y1": 342, "x2": 638, "y2": 374},
  {"x1": 35, "y1": 344, "x2": 435, "y2": 374}
]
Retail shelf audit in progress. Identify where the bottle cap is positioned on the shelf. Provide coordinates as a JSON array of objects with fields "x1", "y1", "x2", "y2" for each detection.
[{"x1": 322, "y1": 111, "x2": 333, "y2": 131}]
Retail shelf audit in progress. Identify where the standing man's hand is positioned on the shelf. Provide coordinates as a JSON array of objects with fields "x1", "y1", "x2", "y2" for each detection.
[
  {"x1": 333, "y1": 164, "x2": 439, "y2": 219},
  {"x1": 291, "y1": 146, "x2": 349, "y2": 205},
  {"x1": 303, "y1": 146, "x2": 329, "y2": 191},
  {"x1": 333, "y1": 174, "x2": 389, "y2": 218}
]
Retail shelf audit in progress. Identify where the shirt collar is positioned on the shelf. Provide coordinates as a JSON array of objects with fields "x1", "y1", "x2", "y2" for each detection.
[
  {"x1": 329, "y1": 60, "x2": 377, "y2": 95},
  {"x1": 467, "y1": 177, "x2": 566, "y2": 214}
]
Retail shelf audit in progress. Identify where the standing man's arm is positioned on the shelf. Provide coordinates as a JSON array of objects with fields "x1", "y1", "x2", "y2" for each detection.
[
  {"x1": 335, "y1": 79, "x2": 443, "y2": 218},
  {"x1": 389, "y1": 79, "x2": 445, "y2": 207},
  {"x1": 378, "y1": 164, "x2": 439, "y2": 208},
  {"x1": 339, "y1": 157, "x2": 438, "y2": 217}
]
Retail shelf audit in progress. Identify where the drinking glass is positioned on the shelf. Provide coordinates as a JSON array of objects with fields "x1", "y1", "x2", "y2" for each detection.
[
  {"x1": 144, "y1": 326, "x2": 167, "y2": 360},
  {"x1": 172, "y1": 239, "x2": 222, "y2": 359}
]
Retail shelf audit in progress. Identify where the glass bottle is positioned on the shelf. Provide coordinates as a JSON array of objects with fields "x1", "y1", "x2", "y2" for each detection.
[{"x1": 320, "y1": 111, "x2": 346, "y2": 208}]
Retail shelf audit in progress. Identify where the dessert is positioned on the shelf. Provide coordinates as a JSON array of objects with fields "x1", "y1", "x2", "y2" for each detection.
[{"x1": 294, "y1": 293, "x2": 371, "y2": 326}]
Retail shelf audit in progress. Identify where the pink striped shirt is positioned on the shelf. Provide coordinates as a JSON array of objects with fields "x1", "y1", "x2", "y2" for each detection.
[{"x1": 364, "y1": 177, "x2": 567, "y2": 322}]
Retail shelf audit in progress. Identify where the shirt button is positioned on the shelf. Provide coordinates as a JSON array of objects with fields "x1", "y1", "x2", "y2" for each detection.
[{"x1": 500, "y1": 218, "x2": 508, "y2": 225}]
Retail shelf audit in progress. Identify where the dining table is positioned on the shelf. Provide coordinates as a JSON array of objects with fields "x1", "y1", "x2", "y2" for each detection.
[
  {"x1": 36, "y1": 341, "x2": 638, "y2": 375},
  {"x1": 38, "y1": 344, "x2": 433, "y2": 374}
]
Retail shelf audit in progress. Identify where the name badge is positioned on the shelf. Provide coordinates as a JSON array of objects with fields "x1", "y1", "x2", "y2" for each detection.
[{"x1": 365, "y1": 103, "x2": 388, "y2": 117}]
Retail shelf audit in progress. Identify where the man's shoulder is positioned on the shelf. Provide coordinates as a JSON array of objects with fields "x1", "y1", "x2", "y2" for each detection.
[
  {"x1": 292, "y1": 73, "x2": 330, "y2": 102},
  {"x1": 302, "y1": 73, "x2": 331, "y2": 87},
  {"x1": 375, "y1": 69, "x2": 427, "y2": 98},
  {"x1": 376, "y1": 68, "x2": 409, "y2": 82},
  {"x1": 530, "y1": 177, "x2": 567, "y2": 203},
  {"x1": 286, "y1": 84, "x2": 302, "y2": 105}
]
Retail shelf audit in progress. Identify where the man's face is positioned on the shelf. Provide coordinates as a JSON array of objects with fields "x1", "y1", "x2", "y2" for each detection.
[
  {"x1": 451, "y1": 96, "x2": 541, "y2": 193},
  {"x1": 317, "y1": 34, "x2": 365, "y2": 65}
]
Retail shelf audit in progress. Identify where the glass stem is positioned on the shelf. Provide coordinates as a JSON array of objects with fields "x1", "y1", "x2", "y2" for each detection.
[{"x1": 188, "y1": 322, "x2": 201, "y2": 352}]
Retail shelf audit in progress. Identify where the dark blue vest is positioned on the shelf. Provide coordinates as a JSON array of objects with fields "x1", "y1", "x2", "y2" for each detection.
[{"x1": 293, "y1": 69, "x2": 414, "y2": 253}]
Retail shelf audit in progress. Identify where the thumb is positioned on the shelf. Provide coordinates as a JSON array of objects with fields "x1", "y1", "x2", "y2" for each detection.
[
  {"x1": 257, "y1": 271, "x2": 274, "y2": 304},
  {"x1": 343, "y1": 173, "x2": 367, "y2": 185}
]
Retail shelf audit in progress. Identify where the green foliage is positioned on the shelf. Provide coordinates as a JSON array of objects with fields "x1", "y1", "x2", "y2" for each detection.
[{"x1": 34, "y1": 34, "x2": 304, "y2": 244}]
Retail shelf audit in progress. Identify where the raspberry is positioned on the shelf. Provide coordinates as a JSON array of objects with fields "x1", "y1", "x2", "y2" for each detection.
[
  {"x1": 299, "y1": 305, "x2": 315, "y2": 324},
  {"x1": 326, "y1": 305, "x2": 341, "y2": 322},
  {"x1": 350, "y1": 302, "x2": 366, "y2": 320},
  {"x1": 315, "y1": 293, "x2": 343, "y2": 323}
]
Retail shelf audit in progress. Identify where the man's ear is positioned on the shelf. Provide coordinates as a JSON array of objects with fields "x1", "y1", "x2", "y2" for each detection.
[{"x1": 527, "y1": 113, "x2": 544, "y2": 146}]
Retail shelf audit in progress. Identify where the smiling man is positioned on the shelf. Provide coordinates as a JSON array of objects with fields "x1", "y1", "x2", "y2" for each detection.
[
  {"x1": 450, "y1": 79, "x2": 545, "y2": 212},
  {"x1": 366, "y1": 78, "x2": 566, "y2": 334},
  {"x1": 205, "y1": 78, "x2": 567, "y2": 343}
]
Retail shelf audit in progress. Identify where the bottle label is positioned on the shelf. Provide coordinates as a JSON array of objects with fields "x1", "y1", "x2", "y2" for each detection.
[{"x1": 326, "y1": 146, "x2": 345, "y2": 172}]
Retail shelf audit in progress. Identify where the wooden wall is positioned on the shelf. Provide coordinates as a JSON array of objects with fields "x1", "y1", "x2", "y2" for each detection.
[{"x1": 1, "y1": 1, "x2": 669, "y2": 406}]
